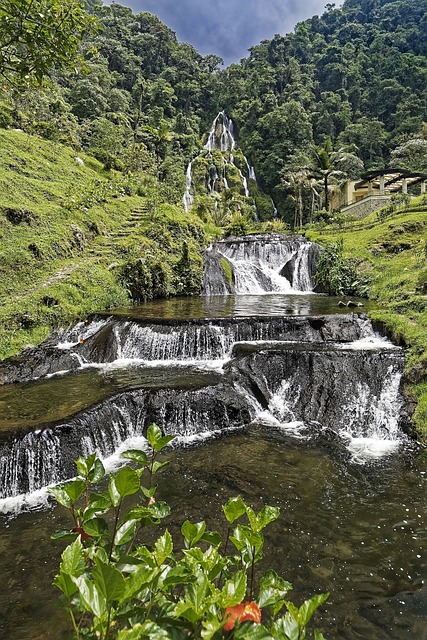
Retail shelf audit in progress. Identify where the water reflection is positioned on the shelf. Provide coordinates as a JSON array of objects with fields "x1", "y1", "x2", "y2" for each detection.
[{"x1": 109, "y1": 293, "x2": 375, "y2": 320}]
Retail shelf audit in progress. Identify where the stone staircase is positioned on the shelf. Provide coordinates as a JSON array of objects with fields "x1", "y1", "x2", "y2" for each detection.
[{"x1": 87, "y1": 204, "x2": 153, "y2": 260}]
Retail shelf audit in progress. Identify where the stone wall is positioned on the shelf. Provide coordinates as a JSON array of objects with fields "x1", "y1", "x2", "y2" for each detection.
[{"x1": 341, "y1": 195, "x2": 390, "y2": 219}]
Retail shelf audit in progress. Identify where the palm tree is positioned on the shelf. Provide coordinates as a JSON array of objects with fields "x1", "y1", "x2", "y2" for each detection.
[
  {"x1": 307, "y1": 138, "x2": 363, "y2": 211},
  {"x1": 282, "y1": 168, "x2": 309, "y2": 229}
]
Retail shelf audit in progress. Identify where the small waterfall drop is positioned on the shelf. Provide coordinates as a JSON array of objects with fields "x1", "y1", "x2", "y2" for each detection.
[{"x1": 203, "y1": 234, "x2": 320, "y2": 295}]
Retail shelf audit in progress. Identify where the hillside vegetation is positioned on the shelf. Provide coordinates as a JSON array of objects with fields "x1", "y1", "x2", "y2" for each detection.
[
  {"x1": 0, "y1": 129, "x2": 208, "y2": 358},
  {"x1": 0, "y1": 0, "x2": 426, "y2": 437},
  {"x1": 307, "y1": 197, "x2": 427, "y2": 438}
]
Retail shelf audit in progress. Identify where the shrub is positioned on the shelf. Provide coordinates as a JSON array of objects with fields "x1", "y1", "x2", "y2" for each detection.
[
  {"x1": 314, "y1": 238, "x2": 369, "y2": 297},
  {"x1": 50, "y1": 425, "x2": 329, "y2": 639}
]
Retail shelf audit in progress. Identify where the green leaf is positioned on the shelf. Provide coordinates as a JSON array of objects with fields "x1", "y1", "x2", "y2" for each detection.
[
  {"x1": 246, "y1": 505, "x2": 280, "y2": 533},
  {"x1": 314, "y1": 631, "x2": 327, "y2": 640},
  {"x1": 83, "y1": 517, "x2": 109, "y2": 538},
  {"x1": 201, "y1": 530, "x2": 222, "y2": 547},
  {"x1": 122, "y1": 562, "x2": 160, "y2": 601},
  {"x1": 233, "y1": 623, "x2": 273, "y2": 639},
  {"x1": 181, "y1": 520, "x2": 206, "y2": 547},
  {"x1": 53, "y1": 538, "x2": 85, "y2": 598},
  {"x1": 293, "y1": 593, "x2": 329, "y2": 626},
  {"x1": 88, "y1": 458, "x2": 106, "y2": 483},
  {"x1": 148, "y1": 500, "x2": 171, "y2": 520},
  {"x1": 63, "y1": 479, "x2": 86, "y2": 503},
  {"x1": 83, "y1": 493, "x2": 112, "y2": 520},
  {"x1": 186, "y1": 572, "x2": 209, "y2": 615},
  {"x1": 92, "y1": 558, "x2": 126, "y2": 603},
  {"x1": 220, "y1": 569, "x2": 247, "y2": 607},
  {"x1": 76, "y1": 453, "x2": 96, "y2": 478},
  {"x1": 51, "y1": 529, "x2": 78, "y2": 541},
  {"x1": 48, "y1": 480, "x2": 85, "y2": 508},
  {"x1": 109, "y1": 474, "x2": 121, "y2": 507},
  {"x1": 141, "y1": 484, "x2": 158, "y2": 499},
  {"x1": 121, "y1": 449, "x2": 150, "y2": 467},
  {"x1": 230, "y1": 525, "x2": 264, "y2": 553},
  {"x1": 222, "y1": 496, "x2": 246, "y2": 524},
  {"x1": 271, "y1": 613, "x2": 301, "y2": 640},
  {"x1": 258, "y1": 570, "x2": 292, "y2": 610},
  {"x1": 147, "y1": 423, "x2": 175, "y2": 451},
  {"x1": 154, "y1": 530, "x2": 173, "y2": 566},
  {"x1": 60, "y1": 537, "x2": 85, "y2": 576},
  {"x1": 174, "y1": 601, "x2": 199, "y2": 623},
  {"x1": 114, "y1": 466, "x2": 140, "y2": 498},
  {"x1": 151, "y1": 460, "x2": 170, "y2": 474},
  {"x1": 76, "y1": 454, "x2": 105, "y2": 483},
  {"x1": 117, "y1": 622, "x2": 171, "y2": 639},
  {"x1": 201, "y1": 616, "x2": 225, "y2": 640},
  {"x1": 114, "y1": 519, "x2": 138, "y2": 546},
  {"x1": 163, "y1": 564, "x2": 196, "y2": 587},
  {"x1": 73, "y1": 574, "x2": 107, "y2": 618}
]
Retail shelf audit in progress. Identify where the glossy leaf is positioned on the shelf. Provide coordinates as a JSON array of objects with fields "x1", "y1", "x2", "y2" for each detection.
[
  {"x1": 117, "y1": 622, "x2": 171, "y2": 639},
  {"x1": 53, "y1": 537, "x2": 85, "y2": 598},
  {"x1": 154, "y1": 530, "x2": 173, "y2": 566},
  {"x1": 83, "y1": 517, "x2": 109, "y2": 538},
  {"x1": 222, "y1": 496, "x2": 246, "y2": 524},
  {"x1": 73, "y1": 574, "x2": 107, "y2": 618},
  {"x1": 220, "y1": 570, "x2": 247, "y2": 607},
  {"x1": 147, "y1": 423, "x2": 176, "y2": 451},
  {"x1": 92, "y1": 558, "x2": 126, "y2": 603},
  {"x1": 181, "y1": 520, "x2": 206, "y2": 548},
  {"x1": 115, "y1": 519, "x2": 138, "y2": 546},
  {"x1": 114, "y1": 466, "x2": 141, "y2": 498},
  {"x1": 246, "y1": 505, "x2": 280, "y2": 533},
  {"x1": 121, "y1": 449, "x2": 150, "y2": 467},
  {"x1": 258, "y1": 570, "x2": 292, "y2": 610},
  {"x1": 233, "y1": 622, "x2": 273, "y2": 639}
]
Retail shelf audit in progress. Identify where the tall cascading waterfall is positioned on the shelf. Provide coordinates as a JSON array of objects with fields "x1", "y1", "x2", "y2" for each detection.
[
  {"x1": 183, "y1": 111, "x2": 266, "y2": 213},
  {"x1": 202, "y1": 233, "x2": 321, "y2": 295},
  {"x1": 0, "y1": 236, "x2": 410, "y2": 511}
]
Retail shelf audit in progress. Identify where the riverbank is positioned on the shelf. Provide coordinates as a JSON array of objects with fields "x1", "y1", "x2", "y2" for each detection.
[{"x1": 306, "y1": 197, "x2": 427, "y2": 439}]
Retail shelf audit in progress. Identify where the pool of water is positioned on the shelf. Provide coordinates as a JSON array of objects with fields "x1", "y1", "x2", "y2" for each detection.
[
  {"x1": 1, "y1": 428, "x2": 427, "y2": 639},
  {"x1": 108, "y1": 293, "x2": 374, "y2": 320},
  {"x1": 0, "y1": 293, "x2": 421, "y2": 639}
]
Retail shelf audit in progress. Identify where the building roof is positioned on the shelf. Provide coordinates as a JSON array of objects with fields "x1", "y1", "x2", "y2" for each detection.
[{"x1": 355, "y1": 168, "x2": 427, "y2": 192}]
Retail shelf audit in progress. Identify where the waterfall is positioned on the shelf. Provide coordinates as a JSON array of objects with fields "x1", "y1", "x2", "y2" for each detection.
[
  {"x1": 183, "y1": 162, "x2": 194, "y2": 212},
  {"x1": 203, "y1": 234, "x2": 321, "y2": 295},
  {"x1": 204, "y1": 111, "x2": 236, "y2": 152},
  {"x1": 0, "y1": 235, "x2": 410, "y2": 512},
  {"x1": 182, "y1": 111, "x2": 257, "y2": 212}
]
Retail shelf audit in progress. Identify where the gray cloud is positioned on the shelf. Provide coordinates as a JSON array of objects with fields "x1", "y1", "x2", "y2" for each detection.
[{"x1": 111, "y1": 0, "x2": 342, "y2": 65}]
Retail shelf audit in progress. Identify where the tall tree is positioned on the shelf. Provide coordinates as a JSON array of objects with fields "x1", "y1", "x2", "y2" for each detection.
[{"x1": 0, "y1": 0, "x2": 95, "y2": 87}]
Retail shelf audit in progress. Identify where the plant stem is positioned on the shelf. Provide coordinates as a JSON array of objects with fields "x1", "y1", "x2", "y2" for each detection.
[{"x1": 249, "y1": 546, "x2": 256, "y2": 602}]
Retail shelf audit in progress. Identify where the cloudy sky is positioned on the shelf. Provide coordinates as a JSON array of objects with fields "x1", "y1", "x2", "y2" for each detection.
[{"x1": 113, "y1": 0, "x2": 342, "y2": 65}]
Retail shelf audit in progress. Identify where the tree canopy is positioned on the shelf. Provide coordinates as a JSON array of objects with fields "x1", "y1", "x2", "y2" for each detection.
[
  {"x1": 0, "y1": 0, "x2": 96, "y2": 87},
  {"x1": 1, "y1": 0, "x2": 426, "y2": 224}
]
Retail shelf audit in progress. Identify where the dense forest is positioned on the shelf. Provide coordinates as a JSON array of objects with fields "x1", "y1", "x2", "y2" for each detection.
[{"x1": 1, "y1": 0, "x2": 426, "y2": 223}]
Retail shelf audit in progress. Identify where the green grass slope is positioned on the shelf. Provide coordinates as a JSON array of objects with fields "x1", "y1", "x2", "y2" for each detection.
[
  {"x1": 307, "y1": 197, "x2": 427, "y2": 439},
  {"x1": 0, "y1": 130, "x2": 207, "y2": 359}
]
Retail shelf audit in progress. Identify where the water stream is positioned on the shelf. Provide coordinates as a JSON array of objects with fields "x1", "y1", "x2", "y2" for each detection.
[{"x1": 0, "y1": 235, "x2": 425, "y2": 638}]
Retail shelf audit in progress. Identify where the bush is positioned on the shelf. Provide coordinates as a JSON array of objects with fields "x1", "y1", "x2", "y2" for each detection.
[
  {"x1": 314, "y1": 238, "x2": 369, "y2": 297},
  {"x1": 50, "y1": 425, "x2": 329, "y2": 639}
]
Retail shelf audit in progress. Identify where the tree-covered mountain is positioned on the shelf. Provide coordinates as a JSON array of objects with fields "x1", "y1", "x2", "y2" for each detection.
[{"x1": 1, "y1": 0, "x2": 426, "y2": 224}]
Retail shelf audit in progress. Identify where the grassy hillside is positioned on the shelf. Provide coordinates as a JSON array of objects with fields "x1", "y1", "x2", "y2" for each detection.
[
  {"x1": 306, "y1": 197, "x2": 427, "y2": 439},
  {"x1": 0, "y1": 129, "x2": 208, "y2": 358}
]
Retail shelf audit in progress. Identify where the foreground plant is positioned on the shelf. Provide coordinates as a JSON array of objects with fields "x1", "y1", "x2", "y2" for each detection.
[{"x1": 50, "y1": 424, "x2": 328, "y2": 639}]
